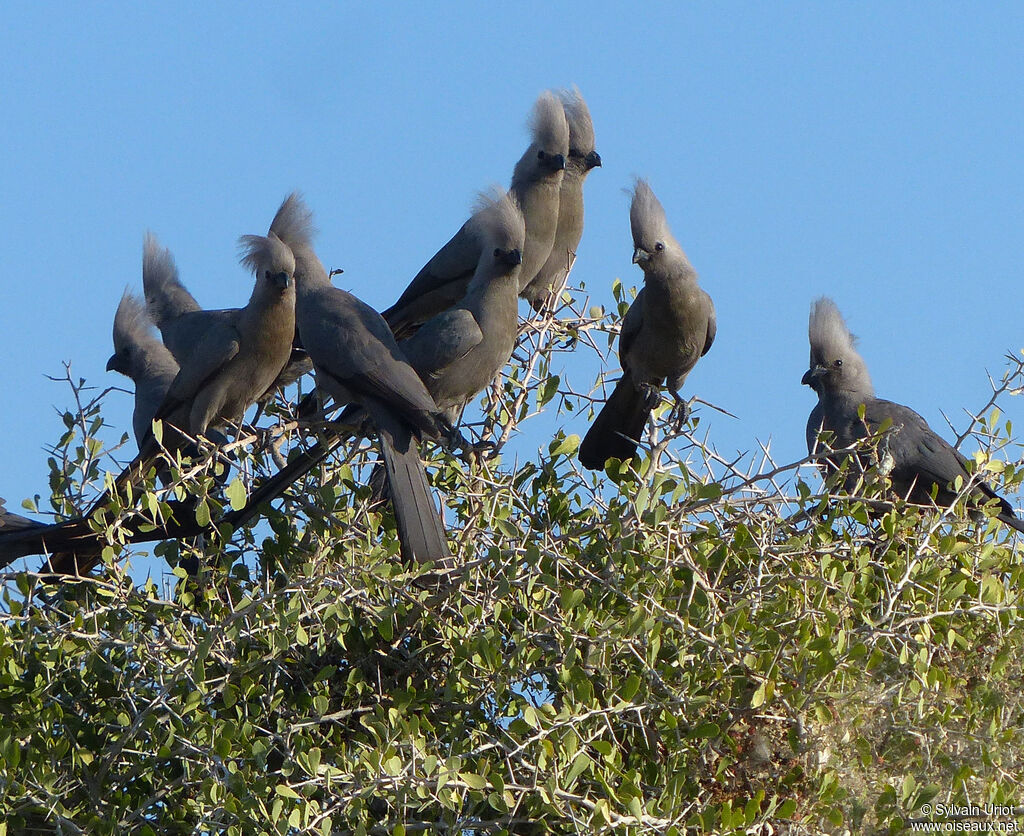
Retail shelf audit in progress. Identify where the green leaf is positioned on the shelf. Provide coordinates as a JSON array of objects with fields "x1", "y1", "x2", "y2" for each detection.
[
  {"x1": 459, "y1": 772, "x2": 488, "y2": 790},
  {"x1": 225, "y1": 478, "x2": 247, "y2": 511}
]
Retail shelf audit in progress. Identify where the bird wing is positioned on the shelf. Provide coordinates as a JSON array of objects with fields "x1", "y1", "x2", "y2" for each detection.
[
  {"x1": 701, "y1": 294, "x2": 717, "y2": 357},
  {"x1": 156, "y1": 318, "x2": 241, "y2": 417},
  {"x1": 382, "y1": 221, "x2": 478, "y2": 332},
  {"x1": 402, "y1": 308, "x2": 484, "y2": 379},
  {"x1": 618, "y1": 288, "x2": 645, "y2": 366},
  {"x1": 302, "y1": 287, "x2": 440, "y2": 430},
  {"x1": 863, "y1": 399, "x2": 970, "y2": 492}
]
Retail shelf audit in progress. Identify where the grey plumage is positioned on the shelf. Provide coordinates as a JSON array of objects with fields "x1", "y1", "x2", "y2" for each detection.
[
  {"x1": 401, "y1": 189, "x2": 526, "y2": 423},
  {"x1": 383, "y1": 91, "x2": 568, "y2": 336},
  {"x1": 108, "y1": 265, "x2": 180, "y2": 449},
  {"x1": 579, "y1": 180, "x2": 716, "y2": 470},
  {"x1": 270, "y1": 193, "x2": 451, "y2": 564},
  {"x1": 77, "y1": 219, "x2": 297, "y2": 537},
  {"x1": 148, "y1": 229, "x2": 296, "y2": 442},
  {"x1": 143, "y1": 231, "x2": 311, "y2": 407},
  {"x1": 0, "y1": 497, "x2": 41, "y2": 533},
  {"x1": 802, "y1": 297, "x2": 1024, "y2": 532},
  {"x1": 521, "y1": 87, "x2": 601, "y2": 310}
]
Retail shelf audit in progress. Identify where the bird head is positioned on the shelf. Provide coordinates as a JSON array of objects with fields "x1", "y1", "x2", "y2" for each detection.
[
  {"x1": 803, "y1": 297, "x2": 874, "y2": 398},
  {"x1": 240, "y1": 231, "x2": 297, "y2": 295},
  {"x1": 561, "y1": 87, "x2": 601, "y2": 173},
  {"x1": 468, "y1": 188, "x2": 526, "y2": 288},
  {"x1": 513, "y1": 91, "x2": 570, "y2": 185},
  {"x1": 109, "y1": 288, "x2": 154, "y2": 379},
  {"x1": 629, "y1": 179, "x2": 689, "y2": 275}
]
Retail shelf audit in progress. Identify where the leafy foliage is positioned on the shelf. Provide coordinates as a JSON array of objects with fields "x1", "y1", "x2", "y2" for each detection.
[{"x1": 2, "y1": 291, "x2": 1023, "y2": 834}]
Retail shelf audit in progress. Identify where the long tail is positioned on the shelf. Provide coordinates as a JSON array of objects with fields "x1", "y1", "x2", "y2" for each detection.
[
  {"x1": 579, "y1": 371, "x2": 653, "y2": 471},
  {"x1": 997, "y1": 509, "x2": 1024, "y2": 534},
  {"x1": 373, "y1": 410, "x2": 450, "y2": 564}
]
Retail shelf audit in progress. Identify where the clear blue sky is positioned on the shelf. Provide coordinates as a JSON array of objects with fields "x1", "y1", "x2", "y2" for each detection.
[{"x1": 2, "y1": 4, "x2": 1023, "y2": 524}]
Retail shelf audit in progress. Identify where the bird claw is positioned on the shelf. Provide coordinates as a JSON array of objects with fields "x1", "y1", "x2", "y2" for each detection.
[
  {"x1": 669, "y1": 395, "x2": 691, "y2": 430},
  {"x1": 639, "y1": 383, "x2": 662, "y2": 411},
  {"x1": 461, "y1": 439, "x2": 499, "y2": 465}
]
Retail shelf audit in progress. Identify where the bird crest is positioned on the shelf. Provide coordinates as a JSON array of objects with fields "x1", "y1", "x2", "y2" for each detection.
[
  {"x1": 469, "y1": 187, "x2": 526, "y2": 251},
  {"x1": 529, "y1": 90, "x2": 570, "y2": 155},
  {"x1": 808, "y1": 297, "x2": 859, "y2": 363},
  {"x1": 238, "y1": 230, "x2": 296, "y2": 277},
  {"x1": 559, "y1": 86, "x2": 595, "y2": 155},
  {"x1": 267, "y1": 192, "x2": 316, "y2": 253},
  {"x1": 629, "y1": 178, "x2": 683, "y2": 260},
  {"x1": 112, "y1": 288, "x2": 157, "y2": 355}
]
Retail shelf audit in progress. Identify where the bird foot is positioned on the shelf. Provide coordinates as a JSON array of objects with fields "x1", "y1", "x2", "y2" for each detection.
[
  {"x1": 639, "y1": 383, "x2": 662, "y2": 411},
  {"x1": 668, "y1": 395, "x2": 691, "y2": 430}
]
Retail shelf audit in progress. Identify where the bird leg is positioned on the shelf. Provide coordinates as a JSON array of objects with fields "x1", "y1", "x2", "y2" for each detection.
[
  {"x1": 668, "y1": 391, "x2": 691, "y2": 429},
  {"x1": 638, "y1": 382, "x2": 662, "y2": 411}
]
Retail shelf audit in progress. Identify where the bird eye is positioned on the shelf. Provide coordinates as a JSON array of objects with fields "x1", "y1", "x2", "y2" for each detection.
[
  {"x1": 537, "y1": 150, "x2": 546, "y2": 161},
  {"x1": 834, "y1": 358, "x2": 843, "y2": 368},
  {"x1": 493, "y1": 248, "x2": 502, "y2": 258},
  {"x1": 655, "y1": 242, "x2": 665, "y2": 252}
]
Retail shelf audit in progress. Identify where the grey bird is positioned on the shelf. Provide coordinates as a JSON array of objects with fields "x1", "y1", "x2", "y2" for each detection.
[
  {"x1": 107, "y1": 282, "x2": 180, "y2": 449},
  {"x1": 401, "y1": 189, "x2": 526, "y2": 423},
  {"x1": 143, "y1": 232, "x2": 311, "y2": 409},
  {"x1": 802, "y1": 297, "x2": 1024, "y2": 532},
  {"x1": 579, "y1": 180, "x2": 716, "y2": 471},
  {"x1": 520, "y1": 87, "x2": 602, "y2": 311},
  {"x1": 268, "y1": 193, "x2": 452, "y2": 564},
  {"x1": 146, "y1": 229, "x2": 296, "y2": 447},
  {"x1": 383, "y1": 91, "x2": 569, "y2": 337}
]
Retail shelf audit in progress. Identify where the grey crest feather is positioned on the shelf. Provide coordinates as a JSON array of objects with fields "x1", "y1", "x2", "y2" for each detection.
[
  {"x1": 113, "y1": 288, "x2": 159, "y2": 356},
  {"x1": 267, "y1": 191, "x2": 316, "y2": 253},
  {"x1": 143, "y1": 231, "x2": 198, "y2": 328},
  {"x1": 559, "y1": 86, "x2": 595, "y2": 155},
  {"x1": 808, "y1": 297, "x2": 874, "y2": 395},
  {"x1": 238, "y1": 230, "x2": 295, "y2": 277},
  {"x1": 468, "y1": 188, "x2": 526, "y2": 252},
  {"x1": 529, "y1": 90, "x2": 570, "y2": 155},
  {"x1": 629, "y1": 178, "x2": 688, "y2": 264},
  {"x1": 809, "y1": 297, "x2": 859, "y2": 364}
]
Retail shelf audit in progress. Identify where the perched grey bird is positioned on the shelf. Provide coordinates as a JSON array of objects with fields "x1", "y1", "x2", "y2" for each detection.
[
  {"x1": 802, "y1": 297, "x2": 1024, "y2": 532},
  {"x1": 520, "y1": 87, "x2": 601, "y2": 310},
  {"x1": 269, "y1": 193, "x2": 452, "y2": 564},
  {"x1": 579, "y1": 180, "x2": 716, "y2": 471},
  {"x1": 108, "y1": 280, "x2": 180, "y2": 449},
  {"x1": 143, "y1": 231, "x2": 311, "y2": 408},
  {"x1": 401, "y1": 190, "x2": 526, "y2": 423},
  {"x1": 383, "y1": 91, "x2": 569, "y2": 336},
  {"x1": 146, "y1": 230, "x2": 296, "y2": 445}
]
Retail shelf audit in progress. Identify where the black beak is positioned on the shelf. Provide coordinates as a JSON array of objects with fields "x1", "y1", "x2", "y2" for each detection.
[
  {"x1": 586, "y1": 150, "x2": 602, "y2": 169},
  {"x1": 504, "y1": 248, "x2": 523, "y2": 267},
  {"x1": 632, "y1": 246, "x2": 650, "y2": 265},
  {"x1": 274, "y1": 272, "x2": 292, "y2": 290},
  {"x1": 801, "y1": 366, "x2": 824, "y2": 387},
  {"x1": 549, "y1": 153, "x2": 566, "y2": 172},
  {"x1": 106, "y1": 353, "x2": 124, "y2": 374}
]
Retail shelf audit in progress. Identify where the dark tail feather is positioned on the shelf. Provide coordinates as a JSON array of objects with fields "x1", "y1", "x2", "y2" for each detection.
[
  {"x1": 579, "y1": 372, "x2": 653, "y2": 471},
  {"x1": 0, "y1": 498, "x2": 44, "y2": 534},
  {"x1": 374, "y1": 412, "x2": 450, "y2": 564},
  {"x1": 997, "y1": 510, "x2": 1024, "y2": 534}
]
